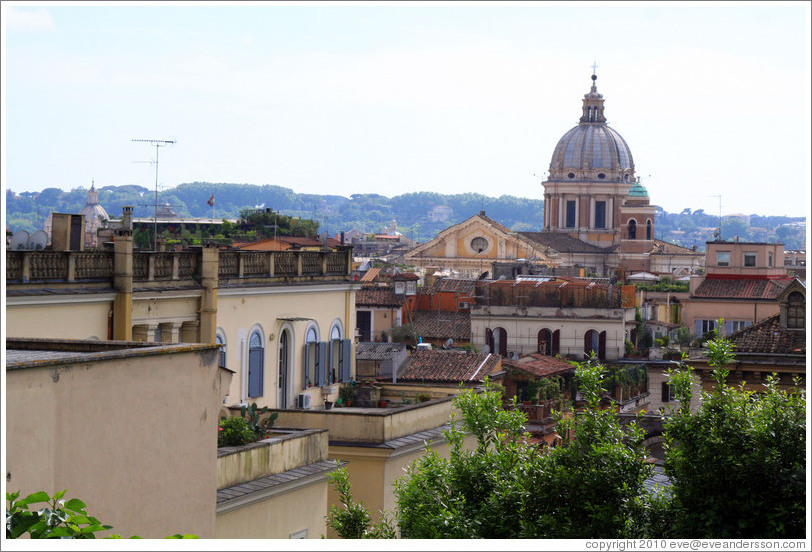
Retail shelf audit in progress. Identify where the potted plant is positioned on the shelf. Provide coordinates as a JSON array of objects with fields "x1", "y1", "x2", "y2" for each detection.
[
  {"x1": 339, "y1": 385, "x2": 357, "y2": 407},
  {"x1": 324, "y1": 399, "x2": 333, "y2": 410}
]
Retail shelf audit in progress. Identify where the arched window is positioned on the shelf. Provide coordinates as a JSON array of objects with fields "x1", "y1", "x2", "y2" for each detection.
[
  {"x1": 329, "y1": 324, "x2": 342, "y2": 384},
  {"x1": 584, "y1": 330, "x2": 606, "y2": 360},
  {"x1": 628, "y1": 220, "x2": 637, "y2": 240},
  {"x1": 216, "y1": 330, "x2": 227, "y2": 370},
  {"x1": 538, "y1": 328, "x2": 553, "y2": 355},
  {"x1": 787, "y1": 292, "x2": 805, "y2": 329},
  {"x1": 492, "y1": 327, "x2": 508, "y2": 357},
  {"x1": 248, "y1": 330, "x2": 264, "y2": 398},
  {"x1": 304, "y1": 326, "x2": 319, "y2": 388},
  {"x1": 278, "y1": 329, "x2": 290, "y2": 408},
  {"x1": 646, "y1": 219, "x2": 652, "y2": 240}
]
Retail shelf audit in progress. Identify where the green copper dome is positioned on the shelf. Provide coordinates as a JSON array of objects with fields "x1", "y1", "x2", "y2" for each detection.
[{"x1": 628, "y1": 181, "x2": 649, "y2": 198}]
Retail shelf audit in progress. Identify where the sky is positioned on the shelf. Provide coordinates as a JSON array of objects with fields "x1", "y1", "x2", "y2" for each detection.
[{"x1": 3, "y1": 1, "x2": 811, "y2": 218}]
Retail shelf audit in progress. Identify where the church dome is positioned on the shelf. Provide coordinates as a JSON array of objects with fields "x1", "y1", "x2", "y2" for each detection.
[
  {"x1": 548, "y1": 74, "x2": 635, "y2": 183},
  {"x1": 628, "y1": 181, "x2": 649, "y2": 198},
  {"x1": 78, "y1": 183, "x2": 110, "y2": 246}
]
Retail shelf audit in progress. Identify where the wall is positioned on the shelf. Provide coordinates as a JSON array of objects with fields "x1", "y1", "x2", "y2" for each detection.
[
  {"x1": 216, "y1": 479, "x2": 327, "y2": 539},
  {"x1": 217, "y1": 283, "x2": 356, "y2": 408},
  {"x1": 5, "y1": 343, "x2": 225, "y2": 538},
  {"x1": 6, "y1": 298, "x2": 112, "y2": 339},
  {"x1": 471, "y1": 306, "x2": 631, "y2": 359},
  {"x1": 685, "y1": 299, "x2": 779, "y2": 334}
]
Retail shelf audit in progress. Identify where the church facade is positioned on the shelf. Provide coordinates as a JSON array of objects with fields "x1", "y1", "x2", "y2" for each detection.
[{"x1": 406, "y1": 72, "x2": 703, "y2": 278}]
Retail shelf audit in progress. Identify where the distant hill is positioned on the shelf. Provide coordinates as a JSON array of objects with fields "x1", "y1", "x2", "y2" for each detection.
[{"x1": 5, "y1": 183, "x2": 807, "y2": 251}]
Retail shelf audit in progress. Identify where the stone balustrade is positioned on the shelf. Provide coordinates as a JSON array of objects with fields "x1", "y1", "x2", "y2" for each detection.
[{"x1": 6, "y1": 247, "x2": 352, "y2": 284}]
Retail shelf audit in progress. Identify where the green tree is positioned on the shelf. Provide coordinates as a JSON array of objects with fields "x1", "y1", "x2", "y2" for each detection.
[{"x1": 663, "y1": 336, "x2": 806, "y2": 538}]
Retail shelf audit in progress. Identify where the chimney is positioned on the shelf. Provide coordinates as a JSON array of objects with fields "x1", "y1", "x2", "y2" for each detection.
[{"x1": 480, "y1": 210, "x2": 486, "y2": 216}]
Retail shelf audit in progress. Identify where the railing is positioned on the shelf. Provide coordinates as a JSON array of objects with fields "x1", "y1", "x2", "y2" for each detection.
[
  {"x1": 8, "y1": 248, "x2": 351, "y2": 284},
  {"x1": 29, "y1": 252, "x2": 69, "y2": 281},
  {"x1": 475, "y1": 281, "x2": 622, "y2": 309},
  {"x1": 74, "y1": 252, "x2": 113, "y2": 279}
]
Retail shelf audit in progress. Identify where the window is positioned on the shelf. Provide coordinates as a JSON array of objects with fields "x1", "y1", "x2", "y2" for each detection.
[
  {"x1": 471, "y1": 237, "x2": 488, "y2": 253},
  {"x1": 584, "y1": 330, "x2": 605, "y2": 360},
  {"x1": 216, "y1": 331, "x2": 227, "y2": 369},
  {"x1": 628, "y1": 219, "x2": 637, "y2": 240},
  {"x1": 406, "y1": 281, "x2": 416, "y2": 295},
  {"x1": 304, "y1": 326, "x2": 319, "y2": 388},
  {"x1": 538, "y1": 328, "x2": 553, "y2": 355},
  {"x1": 787, "y1": 292, "x2": 805, "y2": 329},
  {"x1": 597, "y1": 173, "x2": 606, "y2": 179},
  {"x1": 329, "y1": 325, "x2": 342, "y2": 384},
  {"x1": 768, "y1": 252, "x2": 774, "y2": 268},
  {"x1": 716, "y1": 252, "x2": 730, "y2": 267},
  {"x1": 568, "y1": 172, "x2": 575, "y2": 179},
  {"x1": 566, "y1": 200, "x2": 576, "y2": 228},
  {"x1": 594, "y1": 201, "x2": 606, "y2": 229},
  {"x1": 394, "y1": 281, "x2": 406, "y2": 295},
  {"x1": 646, "y1": 219, "x2": 652, "y2": 240},
  {"x1": 278, "y1": 329, "x2": 290, "y2": 408},
  {"x1": 248, "y1": 330, "x2": 264, "y2": 398},
  {"x1": 661, "y1": 382, "x2": 676, "y2": 403},
  {"x1": 698, "y1": 319, "x2": 716, "y2": 335},
  {"x1": 730, "y1": 320, "x2": 748, "y2": 333},
  {"x1": 743, "y1": 252, "x2": 757, "y2": 267}
]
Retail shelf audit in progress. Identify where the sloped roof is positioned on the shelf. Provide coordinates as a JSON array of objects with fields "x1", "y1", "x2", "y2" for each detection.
[
  {"x1": 360, "y1": 267, "x2": 382, "y2": 283},
  {"x1": 728, "y1": 315, "x2": 805, "y2": 355},
  {"x1": 399, "y1": 350, "x2": 500, "y2": 383},
  {"x1": 356, "y1": 342, "x2": 407, "y2": 361},
  {"x1": 425, "y1": 277, "x2": 477, "y2": 295},
  {"x1": 501, "y1": 353, "x2": 574, "y2": 378},
  {"x1": 651, "y1": 238, "x2": 704, "y2": 256},
  {"x1": 519, "y1": 231, "x2": 615, "y2": 254},
  {"x1": 692, "y1": 276, "x2": 794, "y2": 300},
  {"x1": 356, "y1": 287, "x2": 405, "y2": 308},
  {"x1": 411, "y1": 311, "x2": 471, "y2": 341}
]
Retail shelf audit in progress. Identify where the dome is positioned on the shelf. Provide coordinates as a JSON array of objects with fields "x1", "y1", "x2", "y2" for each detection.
[
  {"x1": 548, "y1": 74, "x2": 635, "y2": 183},
  {"x1": 78, "y1": 183, "x2": 110, "y2": 246},
  {"x1": 628, "y1": 181, "x2": 649, "y2": 198}
]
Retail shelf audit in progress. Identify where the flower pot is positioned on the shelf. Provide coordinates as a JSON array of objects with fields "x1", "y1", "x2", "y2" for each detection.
[
  {"x1": 378, "y1": 400, "x2": 389, "y2": 408},
  {"x1": 324, "y1": 400, "x2": 333, "y2": 410}
]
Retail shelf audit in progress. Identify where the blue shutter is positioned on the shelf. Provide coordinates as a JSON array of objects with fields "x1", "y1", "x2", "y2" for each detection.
[
  {"x1": 340, "y1": 339, "x2": 352, "y2": 382},
  {"x1": 725, "y1": 320, "x2": 734, "y2": 336},
  {"x1": 695, "y1": 320, "x2": 703, "y2": 336},
  {"x1": 248, "y1": 348, "x2": 263, "y2": 397},
  {"x1": 305, "y1": 342, "x2": 314, "y2": 387},
  {"x1": 317, "y1": 342, "x2": 328, "y2": 387}
]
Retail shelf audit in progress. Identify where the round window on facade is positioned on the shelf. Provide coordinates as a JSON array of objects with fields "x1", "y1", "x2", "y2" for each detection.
[
  {"x1": 568, "y1": 172, "x2": 575, "y2": 179},
  {"x1": 598, "y1": 173, "x2": 606, "y2": 179},
  {"x1": 471, "y1": 237, "x2": 488, "y2": 253}
]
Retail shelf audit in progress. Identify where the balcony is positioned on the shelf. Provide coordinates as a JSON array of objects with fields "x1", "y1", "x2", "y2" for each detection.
[{"x1": 6, "y1": 247, "x2": 352, "y2": 287}]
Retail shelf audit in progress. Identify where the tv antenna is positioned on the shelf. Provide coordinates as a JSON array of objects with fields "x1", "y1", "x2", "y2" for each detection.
[
  {"x1": 711, "y1": 195, "x2": 722, "y2": 240},
  {"x1": 132, "y1": 138, "x2": 176, "y2": 251}
]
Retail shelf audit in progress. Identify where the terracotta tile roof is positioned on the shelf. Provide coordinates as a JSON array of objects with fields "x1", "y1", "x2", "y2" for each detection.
[
  {"x1": 399, "y1": 350, "x2": 500, "y2": 383},
  {"x1": 360, "y1": 267, "x2": 382, "y2": 283},
  {"x1": 728, "y1": 315, "x2": 806, "y2": 355},
  {"x1": 651, "y1": 238, "x2": 704, "y2": 256},
  {"x1": 425, "y1": 277, "x2": 477, "y2": 295},
  {"x1": 356, "y1": 342, "x2": 407, "y2": 361},
  {"x1": 356, "y1": 287, "x2": 405, "y2": 308},
  {"x1": 692, "y1": 276, "x2": 794, "y2": 300},
  {"x1": 502, "y1": 353, "x2": 575, "y2": 378},
  {"x1": 519, "y1": 231, "x2": 616, "y2": 254},
  {"x1": 411, "y1": 311, "x2": 471, "y2": 341}
]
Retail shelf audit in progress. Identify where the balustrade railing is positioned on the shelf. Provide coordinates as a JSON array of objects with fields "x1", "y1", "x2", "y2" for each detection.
[
  {"x1": 6, "y1": 251, "x2": 23, "y2": 281},
  {"x1": 30, "y1": 252, "x2": 69, "y2": 281},
  {"x1": 8, "y1": 249, "x2": 349, "y2": 284},
  {"x1": 177, "y1": 252, "x2": 199, "y2": 279},
  {"x1": 219, "y1": 252, "x2": 239, "y2": 278},
  {"x1": 301, "y1": 252, "x2": 322, "y2": 275},
  {"x1": 243, "y1": 252, "x2": 268, "y2": 276},
  {"x1": 74, "y1": 252, "x2": 113, "y2": 279},
  {"x1": 275, "y1": 252, "x2": 297, "y2": 276},
  {"x1": 133, "y1": 253, "x2": 149, "y2": 281}
]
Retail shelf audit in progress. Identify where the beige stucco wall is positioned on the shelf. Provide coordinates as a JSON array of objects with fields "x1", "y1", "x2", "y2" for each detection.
[
  {"x1": 471, "y1": 308, "x2": 631, "y2": 359},
  {"x1": 215, "y1": 479, "x2": 328, "y2": 539},
  {"x1": 270, "y1": 399, "x2": 456, "y2": 443},
  {"x1": 685, "y1": 299, "x2": 779, "y2": 333},
  {"x1": 5, "y1": 345, "x2": 224, "y2": 538},
  {"x1": 647, "y1": 365, "x2": 702, "y2": 414},
  {"x1": 6, "y1": 299, "x2": 112, "y2": 339},
  {"x1": 217, "y1": 284, "x2": 356, "y2": 408}
]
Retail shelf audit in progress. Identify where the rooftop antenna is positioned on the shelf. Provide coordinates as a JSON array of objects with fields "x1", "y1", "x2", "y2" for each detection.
[
  {"x1": 711, "y1": 195, "x2": 722, "y2": 240},
  {"x1": 132, "y1": 139, "x2": 176, "y2": 251}
]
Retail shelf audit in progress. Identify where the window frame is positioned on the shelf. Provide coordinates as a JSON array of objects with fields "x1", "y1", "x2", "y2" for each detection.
[{"x1": 716, "y1": 251, "x2": 731, "y2": 267}]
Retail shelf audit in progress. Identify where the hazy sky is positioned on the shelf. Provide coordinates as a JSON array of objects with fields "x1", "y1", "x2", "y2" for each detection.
[{"x1": 3, "y1": 1, "x2": 810, "y2": 217}]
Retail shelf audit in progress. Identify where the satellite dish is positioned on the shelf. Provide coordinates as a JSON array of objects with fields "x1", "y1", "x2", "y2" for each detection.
[
  {"x1": 444, "y1": 338, "x2": 454, "y2": 349},
  {"x1": 10, "y1": 230, "x2": 30, "y2": 250},
  {"x1": 30, "y1": 230, "x2": 48, "y2": 250}
]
